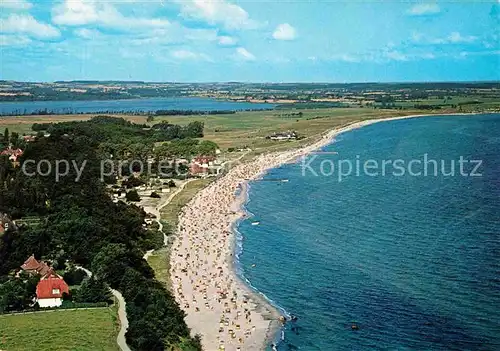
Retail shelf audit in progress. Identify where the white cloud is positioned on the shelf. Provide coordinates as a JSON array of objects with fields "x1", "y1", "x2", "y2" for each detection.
[
  {"x1": 330, "y1": 53, "x2": 361, "y2": 63},
  {"x1": 0, "y1": 34, "x2": 32, "y2": 46},
  {"x1": 407, "y1": 3, "x2": 440, "y2": 16},
  {"x1": 447, "y1": 32, "x2": 478, "y2": 43},
  {"x1": 74, "y1": 28, "x2": 101, "y2": 39},
  {"x1": 171, "y1": 49, "x2": 211, "y2": 61},
  {"x1": 384, "y1": 50, "x2": 408, "y2": 61},
  {"x1": 52, "y1": 0, "x2": 170, "y2": 30},
  {"x1": 235, "y1": 47, "x2": 255, "y2": 61},
  {"x1": 218, "y1": 35, "x2": 237, "y2": 46},
  {"x1": 0, "y1": 14, "x2": 60, "y2": 39},
  {"x1": 128, "y1": 26, "x2": 218, "y2": 46},
  {"x1": 412, "y1": 31, "x2": 478, "y2": 44},
  {"x1": 176, "y1": 0, "x2": 259, "y2": 30},
  {"x1": 0, "y1": 0, "x2": 32, "y2": 10},
  {"x1": 272, "y1": 23, "x2": 296, "y2": 41},
  {"x1": 52, "y1": 0, "x2": 99, "y2": 26}
]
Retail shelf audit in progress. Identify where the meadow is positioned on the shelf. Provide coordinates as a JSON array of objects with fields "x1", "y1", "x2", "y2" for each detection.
[
  {"x1": 0, "y1": 107, "x2": 427, "y2": 149},
  {"x1": 0, "y1": 307, "x2": 119, "y2": 351}
]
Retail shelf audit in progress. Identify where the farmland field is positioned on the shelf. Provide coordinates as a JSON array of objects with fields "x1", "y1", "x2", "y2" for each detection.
[
  {"x1": 0, "y1": 107, "x2": 428, "y2": 148},
  {"x1": 0, "y1": 307, "x2": 119, "y2": 351}
]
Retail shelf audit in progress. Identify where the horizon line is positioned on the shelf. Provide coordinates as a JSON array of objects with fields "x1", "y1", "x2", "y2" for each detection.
[{"x1": 2, "y1": 79, "x2": 500, "y2": 85}]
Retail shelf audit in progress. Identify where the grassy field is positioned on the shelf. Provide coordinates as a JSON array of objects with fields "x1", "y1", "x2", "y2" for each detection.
[
  {"x1": 0, "y1": 107, "x2": 427, "y2": 148},
  {"x1": 0, "y1": 307, "x2": 119, "y2": 351},
  {"x1": 148, "y1": 178, "x2": 213, "y2": 289}
]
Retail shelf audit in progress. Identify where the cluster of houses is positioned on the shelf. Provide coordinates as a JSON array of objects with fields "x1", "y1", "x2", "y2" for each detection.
[
  {"x1": 19, "y1": 255, "x2": 70, "y2": 308},
  {"x1": 0, "y1": 135, "x2": 36, "y2": 167},
  {"x1": 190, "y1": 155, "x2": 220, "y2": 176},
  {"x1": 0, "y1": 147, "x2": 23, "y2": 167},
  {"x1": 266, "y1": 130, "x2": 298, "y2": 141}
]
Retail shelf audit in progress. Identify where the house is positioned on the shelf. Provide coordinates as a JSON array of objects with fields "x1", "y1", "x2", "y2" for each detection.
[
  {"x1": 1, "y1": 147, "x2": 23, "y2": 167},
  {"x1": 267, "y1": 131, "x2": 298, "y2": 141},
  {"x1": 0, "y1": 213, "x2": 17, "y2": 235},
  {"x1": 36, "y1": 270, "x2": 70, "y2": 308},
  {"x1": 20, "y1": 254, "x2": 51, "y2": 276},
  {"x1": 190, "y1": 155, "x2": 217, "y2": 176},
  {"x1": 190, "y1": 162, "x2": 208, "y2": 176},
  {"x1": 193, "y1": 155, "x2": 216, "y2": 166},
  {"x1": 23, "y1": 135, "x2": 36, "y2": 142}
]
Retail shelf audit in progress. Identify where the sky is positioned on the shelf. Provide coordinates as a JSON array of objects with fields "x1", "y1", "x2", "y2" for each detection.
[{"x1": 0, "y1": 0, "x2": 499, "y2": 82}]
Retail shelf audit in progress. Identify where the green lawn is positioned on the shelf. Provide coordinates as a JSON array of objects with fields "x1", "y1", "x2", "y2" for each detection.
[
  {"x1": 0, "y1": 307, "x2": 119, "y2": 351},
  {"x1": 148, "y1": 178, "x2": 214, "y2": 290},
  {"x1": 0, "y1": 107, "x2": 424, "y2": 145}
]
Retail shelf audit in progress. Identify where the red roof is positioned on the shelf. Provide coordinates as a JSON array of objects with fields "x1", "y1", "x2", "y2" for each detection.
[
  {"x1": 20, "y1": 255, "x2": 51, "y2": 276},
  {"x1": 36, "y1": 271, "x2": 69, "y2": 299},
  {"x1": 21, "y1": 255, "x2": 40, "y2": 270},
  {"x1": 1, "y1": 148, "x2": 23, "y2": 157},
  {"x1": 1, "y1": 148, "x2": 23, "y2": 162},
  {"x1": 190, "y1": 163, "x2": 207, "y2": 175},
  {"x1": 194, "y1": 155, "x2": 215, "y2": 164}
]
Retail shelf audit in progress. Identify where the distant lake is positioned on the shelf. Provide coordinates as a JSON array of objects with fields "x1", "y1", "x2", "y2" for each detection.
[{"x1": 0, "y1": 97, "x2": 276, "y2": 115}]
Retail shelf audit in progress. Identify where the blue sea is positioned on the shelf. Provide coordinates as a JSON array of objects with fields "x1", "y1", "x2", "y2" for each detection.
[
  {"x1": 0, "y1": 97, "x2": 275, "y2": 115},
  {"x1": 236, "y1": 114, "x2": 500, "y2": 351}
]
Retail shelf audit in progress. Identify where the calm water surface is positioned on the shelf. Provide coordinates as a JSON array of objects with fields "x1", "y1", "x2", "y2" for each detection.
[
  {"x1": 0, "y1": 97, "x2": 275, "y2": 115},
  {"x1": 236, "y1": 114, "x2": 500, "y2": 351}
]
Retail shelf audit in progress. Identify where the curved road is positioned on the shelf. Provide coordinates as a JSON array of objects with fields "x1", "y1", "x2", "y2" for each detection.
[
  {"x1": 143, "y1": 179, "x2": 195, "y2": 260},
  {"x1": 73, "y1": 179, "x2": 203, "y2": 350},
  {"x1": 76, "y1": 266, "x2": 131, "y2": 351}
]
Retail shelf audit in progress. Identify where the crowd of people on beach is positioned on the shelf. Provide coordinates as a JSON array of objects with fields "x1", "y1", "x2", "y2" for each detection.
[
  {"x1": 170, "y1": 120, "x2": 385, "y2": 350},
  {"x1": 172, "y1": 157, "x2": 277, "y2": 350}
]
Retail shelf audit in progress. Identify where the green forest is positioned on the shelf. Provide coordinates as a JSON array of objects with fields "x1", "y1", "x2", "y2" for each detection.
[{"x1": 0, "y1": 117, "x2": 205, "y2": 350}]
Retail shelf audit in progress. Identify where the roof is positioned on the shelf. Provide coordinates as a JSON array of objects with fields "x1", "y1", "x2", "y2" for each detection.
[
  {"x1": 194, "y1": 155, "x2": 216, "y2": 163},
  {"x1": 20, "y1": 254, "x2": 51, "y2": 276},
  {"x1": 21, "y1": 255, "x2": 40, "y2": 270},
  {"x1": 1, "y1": 148, "x2": 23, "y2": 157},
  {"x1": 190, "y1": 163, "x2": 208, "y2": 174},
  {"x1": 36, "y1": 271, "x2": 69, "y2": 299}
]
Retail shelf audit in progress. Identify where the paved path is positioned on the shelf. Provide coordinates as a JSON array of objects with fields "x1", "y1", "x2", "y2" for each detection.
[
  {"x1": 143, "y1": 179, "x2": 195, "y2": 260},
  {"x1": 76, "y1": 266, "x2": 131, "y2": 351}
]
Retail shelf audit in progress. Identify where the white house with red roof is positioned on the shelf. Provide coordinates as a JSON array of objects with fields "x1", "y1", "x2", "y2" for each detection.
[
  {"x1": 1, "y1": 147, "x2": 23, "y2": 167},
  {"x1": 36, "y1": 270, "x2": 70, "y2": 308},
  {"x1": 1, "y1": 147, "x2": 23, "y2": 162},
  {"x1": 190, "y1": 155, "x2": 218, "y2": 176}
]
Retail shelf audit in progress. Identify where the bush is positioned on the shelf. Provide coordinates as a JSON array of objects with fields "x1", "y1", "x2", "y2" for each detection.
[
  {"x1": 139, "y1": 228, "x2": 164, "y2": 251},
  {"x1": 126, "y1": 190, "x2": 140, "y2": 202},
  {"x1": 123, "y1": 176, "x2": 144, "y2": 189},
  {"x1": 150, "y1": 192, "x2": 161, "y2": 198},
  {"x1": 63, "y1": 267, "x2": 88, "y2": 286},
  {"x1": 73, "y1": 277, "x2": 112, "y2": 304}
]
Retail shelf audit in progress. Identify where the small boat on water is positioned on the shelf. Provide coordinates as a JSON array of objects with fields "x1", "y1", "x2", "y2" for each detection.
[
  {"x1": 281, "y1": 179, "x2": 289, "y2": 182},
  {"x1": 251, "y1": 221, "x2": 260, "y2": 225}
]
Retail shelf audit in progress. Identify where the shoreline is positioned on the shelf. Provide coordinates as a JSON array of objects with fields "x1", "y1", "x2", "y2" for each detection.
[{"x1": 170, "y1": 112, "x2": 484, "y2": 351}]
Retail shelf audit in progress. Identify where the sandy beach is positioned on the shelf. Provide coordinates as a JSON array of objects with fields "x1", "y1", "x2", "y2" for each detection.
[{"x1": 169, "y1": 113, "x2": 452, "y2": 351}]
